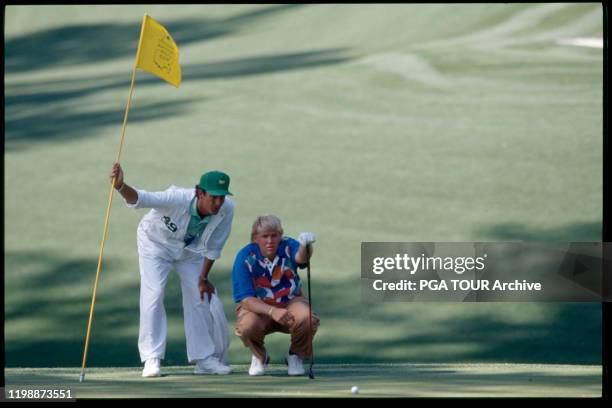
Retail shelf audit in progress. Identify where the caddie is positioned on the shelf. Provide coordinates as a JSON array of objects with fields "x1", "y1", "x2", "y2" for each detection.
[{"x1": 110, "y1": 162, "x2": 234, "y2": 377}]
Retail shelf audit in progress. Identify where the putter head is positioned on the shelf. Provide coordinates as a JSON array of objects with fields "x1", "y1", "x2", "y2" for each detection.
[{"x1": 79, "y1": 373, "x2": 85, "y2": 383}]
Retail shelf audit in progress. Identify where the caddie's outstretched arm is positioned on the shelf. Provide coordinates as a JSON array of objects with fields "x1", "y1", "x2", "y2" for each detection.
[{"x1": 110, "y1": 162, "x2": 138, "y2": 204}]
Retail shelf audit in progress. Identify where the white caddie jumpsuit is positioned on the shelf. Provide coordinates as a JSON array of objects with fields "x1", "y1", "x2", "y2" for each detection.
[{"x1": 125, "y1": 185, "x2": 233, "y2": 364}]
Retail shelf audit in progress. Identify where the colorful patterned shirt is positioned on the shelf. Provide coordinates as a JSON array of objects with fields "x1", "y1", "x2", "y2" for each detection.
[{"x1": 232, "y1": 237, "x2": 305, "y2": 304}]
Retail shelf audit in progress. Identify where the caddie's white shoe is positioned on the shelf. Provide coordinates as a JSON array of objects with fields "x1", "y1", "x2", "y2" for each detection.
[
  {"x1": 248, "y1": 354, "x2": 270, "y2": 376},
  {"x1": 194, "y1": 357, "x2": 232, "y2": 375},
  {"x1": 286, "y1": 353, "x2": 305, "y2": 376},
  {"x1": 142, "y1": 358, "x2": 161, "y2": 378}
]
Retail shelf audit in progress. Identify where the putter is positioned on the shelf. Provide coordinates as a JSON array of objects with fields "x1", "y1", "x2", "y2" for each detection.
[{"x1": 306, "y1": 244, "x2": 315, "y2": 379}]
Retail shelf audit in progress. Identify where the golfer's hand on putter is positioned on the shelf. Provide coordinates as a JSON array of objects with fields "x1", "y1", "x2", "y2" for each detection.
[
  {"x1": 270, "y1": 308, "x2": 295, "y2": 326},
  {"x1": 297, "y1": 232, "x2": 316, "y2": 263},
  {"x1": 198, "y1": 276, "x2": 215, "y2": 302},
  {"x1": 298, "y1": 232, "x2": 316, "y2": 246}
]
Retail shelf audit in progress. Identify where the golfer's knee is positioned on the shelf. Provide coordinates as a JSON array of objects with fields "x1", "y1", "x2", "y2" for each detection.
[
  {"x1": 236, "y1": 320, "x2": 265, "y2": 341},
  {"x1": 292, "y1": 313, "x2": 319, "y2": 333},
  {"x1": 293, "y1": 313, "x2": 309, "y2": 327},
  {"x1": 290, "y1": 304, "x2": 318, "y2": 325}
]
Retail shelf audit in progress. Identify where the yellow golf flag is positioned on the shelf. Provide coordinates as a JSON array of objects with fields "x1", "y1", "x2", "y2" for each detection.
[
  {"x1": 79, "y1": 14, "x2": 182, "y2": 383},
  {"x1": 136, "y1": 15, "x2": 181, "y2": 87}
]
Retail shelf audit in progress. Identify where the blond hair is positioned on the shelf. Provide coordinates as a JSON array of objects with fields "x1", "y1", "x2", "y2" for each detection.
[{"x1": 251, "y1": 214, "x2": 283, "y2": 241}]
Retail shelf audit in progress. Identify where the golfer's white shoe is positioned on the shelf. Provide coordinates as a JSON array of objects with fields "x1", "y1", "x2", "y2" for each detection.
[
  {"x1": 248, "y1": 354, "x2": 269, "y2": 376},
  {"x1": 286, "y1": 353, "x2": 305, "y2": 376},
  {"x1": 194, "y1": 357, "x2": 232, "y2": 375},
  {"x1": 142, "y1": 358, "x2": 161, "y2": 378}
]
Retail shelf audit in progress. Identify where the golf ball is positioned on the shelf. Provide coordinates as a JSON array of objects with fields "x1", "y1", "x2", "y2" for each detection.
[{"x1": 351, "y1": 386, "x2": 359, "y2": 394}]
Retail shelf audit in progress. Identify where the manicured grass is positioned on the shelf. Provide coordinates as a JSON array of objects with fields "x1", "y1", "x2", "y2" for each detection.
[
  {"x1": 5, "y1": 4, "x2": 603, "y2": 372},
  {"x1": 4, "y1": 363, "x2": 602, "y2": 398}
]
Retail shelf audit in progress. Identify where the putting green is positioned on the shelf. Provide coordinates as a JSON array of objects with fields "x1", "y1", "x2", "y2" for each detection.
[
  {"x1": 5, "y1": 4, "x2": 603, "y2": 371},
  {"x1": 4, "y1": 363, "x2": 601, "y2": 398}
]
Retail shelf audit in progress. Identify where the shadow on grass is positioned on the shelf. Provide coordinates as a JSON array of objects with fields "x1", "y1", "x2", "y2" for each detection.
[
  {"x1": 5, "y1": 99, "x2": 198, "y2": 151},
  {"x1": 309, "y1": 295, "x2": 601, "y2": 365},
  {"x1": 478, "y1": 221, "x2": 602, "y2": 241},
  {"x1": 5, "y1": 5, "x2": 352, "y2": 152},
  {"x1": 5, "y1": 250, "x2": 196, "y2": 367},
  {"x1": 5, "y1": 236, "x2": 602, "y2": 367},
  {"x1": 4, "y1": 365, "x2": 601, "y2": 399},
  {"x1": 5, "y1": 47, "x2": 352, "y2": 152},
  {"x1": 5, "y1": 5, "x2": 305, "y2": 73},
  {"x1": 6, "y1": 48, "x2": 351, "y2": 114}
]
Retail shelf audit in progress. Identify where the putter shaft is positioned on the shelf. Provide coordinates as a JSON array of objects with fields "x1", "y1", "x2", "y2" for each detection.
[{"x1": 306, "y1": 245, "x2": 315, "y2": 379}]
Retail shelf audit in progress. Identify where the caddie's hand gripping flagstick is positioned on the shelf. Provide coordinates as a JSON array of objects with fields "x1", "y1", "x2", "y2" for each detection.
[
  {"x1": 79, "y1": 14, "x2": 181, "y2": 382},
  {"x1": 306, "y1": 244, "x2": 315, "y2": 379}
]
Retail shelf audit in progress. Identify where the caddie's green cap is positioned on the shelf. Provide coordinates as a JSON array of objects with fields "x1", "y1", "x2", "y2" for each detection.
[{"x1": 198, "y1": 170, "x2": 233, "y2": 196}]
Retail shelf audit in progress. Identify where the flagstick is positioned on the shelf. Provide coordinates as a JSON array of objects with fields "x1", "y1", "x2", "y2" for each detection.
[{"x1": 79, "y1": 15, "x2": 147, "y2": 383}]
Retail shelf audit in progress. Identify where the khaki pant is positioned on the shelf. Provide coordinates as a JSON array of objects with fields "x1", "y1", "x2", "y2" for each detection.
[{"x1": 234, "y1": 296, "x2": 320, "y2": 362}]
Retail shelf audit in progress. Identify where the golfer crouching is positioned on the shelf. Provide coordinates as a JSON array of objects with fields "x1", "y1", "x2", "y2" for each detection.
[{"x1": 231, "y1": 214, "x2": 319, "y2": 376}]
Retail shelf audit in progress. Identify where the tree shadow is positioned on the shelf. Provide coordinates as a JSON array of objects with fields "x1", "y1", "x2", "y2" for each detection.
[
  {"x1": 5, "y1": 99, "x2": 198, "y2": 151},
  {"x1": 361, "y1": 304, "x2": 602, "y2": 365},
  {"x1": 5, "y1": 5, "x2": 306, "y2": 74},
  {"x1": 5, "y1": 4, "x2": 352, "y2": 152},
  {"x1": 294, "y1": 256, "x2": 602, "y2": 364},
  {"x1": 4, "y1": 364, "x2": 601, "y2": 397},
  {"x1": 225, "y1": 260, "x2": 602, "y2": 365},
  {"x1": 6, "y1": 48, "x2": 351, "y2": 113},
  {"x1": 4, "y1": 250, "x2": 228, "y2": 367},
  {"x1": 5, "y1": 245, "x2": 602, "y2": 367},
  {"x1": 477, "y1": 221, "x2": 602, "y2": 241},
  {"x1": 5, "y1": 21, "x2": 225, "y2": 73},
  {"x1": 5, "y1": 48, "x2": 352, "y2": 152}
]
